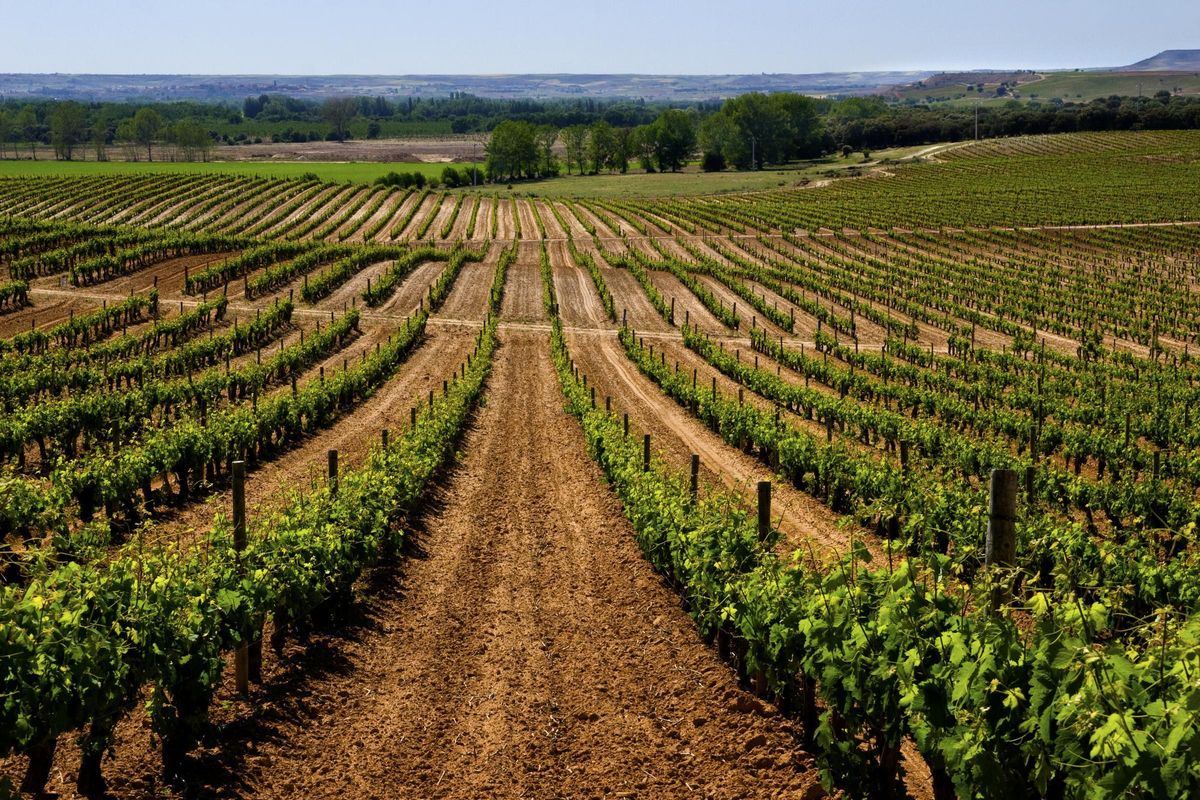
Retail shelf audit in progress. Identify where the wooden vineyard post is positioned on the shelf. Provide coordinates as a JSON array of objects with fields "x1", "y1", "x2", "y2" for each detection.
[
  {"x1": 328, "y1": 449, "x2": 339, "y2": 497},
  {"x1": 986, "y1": 469, "x2": 1017, "y2": 566},
  {"x1": 690, "y1": 454, "x2": 700, "y2": 500},
  {"x1": 232, "y1": 461, "x2": 250, "y2": 696},
  {"x1": 757, "y1": 481, "x2": 772, "y2": 541},
  {"x1": 643, "y1": 434, "x2": 651, "y2": 473},
  {"x1": 986, "y1": 469, "x2": 1018, "y2": 609}
]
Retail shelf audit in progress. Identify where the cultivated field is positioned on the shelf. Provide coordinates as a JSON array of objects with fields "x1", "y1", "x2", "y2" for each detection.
[{"x1": 1, "y1": 130, "x2": 1199, "y2": 800}]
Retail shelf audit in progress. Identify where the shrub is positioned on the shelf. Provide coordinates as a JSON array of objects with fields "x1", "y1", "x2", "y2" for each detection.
[{"x1": 700, "y1": 151, "x2": 726, "y2": 172}]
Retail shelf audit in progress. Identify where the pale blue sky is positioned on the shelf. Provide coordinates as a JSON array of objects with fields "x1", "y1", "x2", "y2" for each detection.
[{"x1": 7, "y1": 0, "x2": 1197, "y2": 74}]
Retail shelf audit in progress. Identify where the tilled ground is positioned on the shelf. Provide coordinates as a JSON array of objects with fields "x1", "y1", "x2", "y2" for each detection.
[{"x1": 228, "y1": 329, "x2": 818, "y2": 799}]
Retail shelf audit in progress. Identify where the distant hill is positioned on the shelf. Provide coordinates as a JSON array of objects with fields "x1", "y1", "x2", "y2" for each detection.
[
  {"x1": 910, "y1": 71, "x2": 1039, "y2": 90},
  {"x1": 1121, "y1": 50, "x2": 1200, "y2": 71},
  {"x1": 0, "y1": 72, "x2": 929, "y2": 102}
]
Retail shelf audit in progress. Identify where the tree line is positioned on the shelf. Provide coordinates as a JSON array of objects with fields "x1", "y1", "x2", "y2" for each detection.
[
  {"x1": 4, "y1": 91, "x2": 1200, "y2": 173},
  {"x1": 0, "y1": 103, "x2": 212, "y2": 162},
  {"x1": 825, "y1": 93, "x2": 1200, "y2": 150}
]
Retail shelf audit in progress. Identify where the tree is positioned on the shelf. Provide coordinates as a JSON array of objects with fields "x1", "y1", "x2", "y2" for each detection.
[
  {"x1": 49, "y1": 102, "x2": 86, "y2": 161},
  {"x1": 588, "y1": 120, "x2": 616, "y2": 173},
  {"x1": 632, "y1": 124, "x2": 657, "y2": 172},
  {"x1": 115, "y1": 120, "x2": 140, "y2": 161},
  {"x1": 724, "y1": 93, "x2": 786, "y2": 169},
  {"x1": 322, "y1": 97, "x2": 358, "y2": 142},
  {"x1": 132, "y1": 108, "x2": 163, "y2": 161},
  {"x1": 15, "y1": 106, "x2": 39, "y2": 159},
  {"x1": 92, "y1": 110, "x2": 111, "y2": 162},
  {"x1": 485, "y1": 120, "x2": 538, "y2": 181},
  {"x1": 700, "y1": 151, "x2": 726, "y2": 172},
  {"x1": 700, "y1": 92, "x2": 825, "y2": 170},
  {"x1": 611, "y1": 126, "x2": 632, "y2": 174},
  {"x1": 243, "y1": 94, "x2": 270, "y2": 118},
  {"x1": 171, "y1": 121, "x2": 212, "y2": 161},
  {"x1": 535, "y1": 125, "x2": 560, "y2": 177},
  {"x1": 650, "y1": 109, "x2": 696, "y2": 172},
  {"x1": 561, "y1": 125, "x2": 589, "y2": 175},
  {"x1": 770, "y1": 93, "x2": 823, "y2": 159},
  {"x1": 698, "y1": 113, "x2": 746, "y2": 169}
]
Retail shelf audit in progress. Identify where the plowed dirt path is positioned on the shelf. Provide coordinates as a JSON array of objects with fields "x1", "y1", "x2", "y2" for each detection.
[{"x1": 229, "y1": 329, "x2": 817, "y2": 799}]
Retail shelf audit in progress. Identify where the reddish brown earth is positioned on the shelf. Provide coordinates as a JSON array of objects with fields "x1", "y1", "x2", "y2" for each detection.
[
  {"x1": 499, "y1": 243, "x2": 547, "y2": 323},
  {"x1": 565, "y1": 331, "x2": 861, "y2": 561},
  {"x1": 0, "y1": 327, "x2": 824, "y2": 800},
  {"x1": 216, "y1": 328, "x2": 821, "y2": 799}
]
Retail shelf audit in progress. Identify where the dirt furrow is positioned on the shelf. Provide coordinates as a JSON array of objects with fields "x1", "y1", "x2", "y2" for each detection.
[
  {"x1": 224, "y1": 329, "x2": 818, "y2": 799},
  {"x1": 550, "y1": 248, "x2": 610, "y2": 329},
  {"x1": 500, "y1": 243, "x2": 547, "y2": 323},
  {"x1": 566, "y1": 332, "x2": 861, "y2": 560}
]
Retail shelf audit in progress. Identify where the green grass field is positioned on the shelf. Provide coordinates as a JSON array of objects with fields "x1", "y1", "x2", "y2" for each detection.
[
  {"x1": 469, "y1": 145, "x2": 931, "y2": 199},
  {"x1": 1026, "y1": 70, "x2": 1200, "y2": 101},
  {"x1": 0, "y1": 144, "x2": 928, "y2": 198}
]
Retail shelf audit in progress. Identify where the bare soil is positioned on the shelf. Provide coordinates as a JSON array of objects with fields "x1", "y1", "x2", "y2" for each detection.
[
  {"x1": 218, "y1": 328, "x2": 821, "y2": 799},
  {"x1": 207, "y1": 137, "x2": 487, "y2": 164},
  {"x1": 566, "y1": 331, "x2": 862, "y2": 561},
  {"x1": 499, "y1": 243, "x2": 547, "y2": 323}
]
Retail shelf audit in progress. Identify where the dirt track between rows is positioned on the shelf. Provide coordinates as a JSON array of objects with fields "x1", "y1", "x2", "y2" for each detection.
[
  {"x1": 40, "y1": 327, "x2": 821, "y2": 800},
  {"x1": 216, "y1": 328, "x2": 820, "y2": 799}
]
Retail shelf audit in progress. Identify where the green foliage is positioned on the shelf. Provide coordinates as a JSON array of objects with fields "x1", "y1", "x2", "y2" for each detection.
[
  {"x1": 0, "y1": 304, "x2": 502, "y2": 775},
  {"x1": 648, "y1": 109, "x2": 698, "y2": 172},
  {"x1": 375, "y1": 170, "x2": 426, "y2": 190},
  {"x1": 485, "y1": 120, "x2": 558, "y2": 181},
  {"x1": 48, "y1": 102, "x2": 86, "y2": 161},
  {"x1": 547, "y1": 264, "x2": 1200, "y2": 800},
  {"x1": 704, "y1": 92, "x2": 825, "y2": 169}
]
